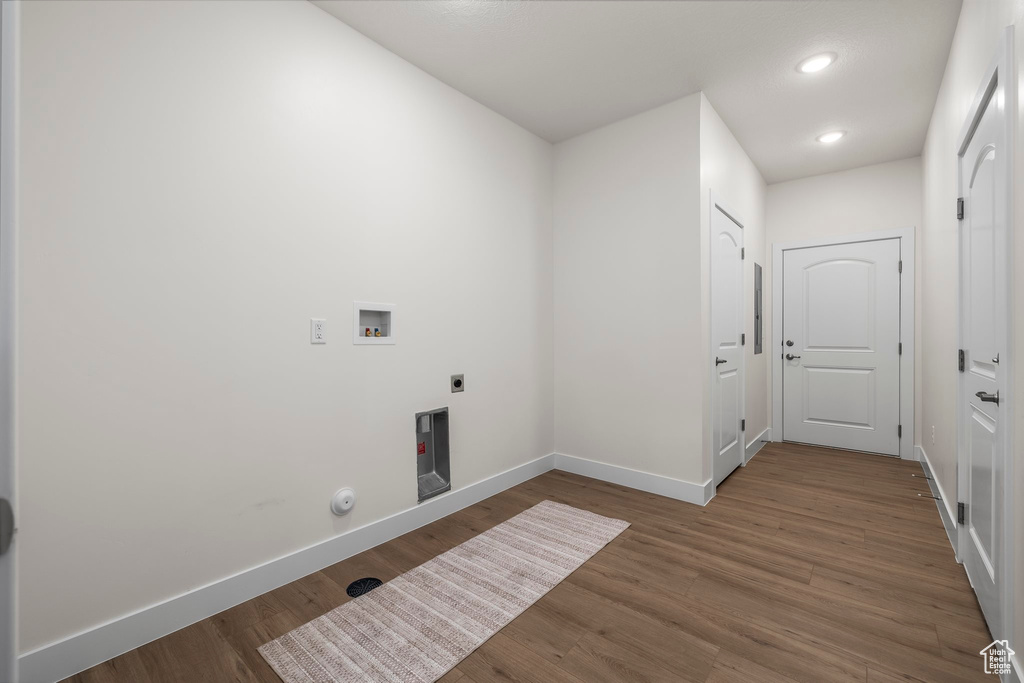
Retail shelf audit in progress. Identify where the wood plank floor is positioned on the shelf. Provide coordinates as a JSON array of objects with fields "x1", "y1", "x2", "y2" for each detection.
[{"x1": 66, "y1": 443, "x2": 993, "y2": 683}]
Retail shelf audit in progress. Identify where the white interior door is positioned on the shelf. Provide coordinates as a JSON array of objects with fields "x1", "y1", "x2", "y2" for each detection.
[
  {"x1": 711, "y1": 202, "x2": 744, "y2": 486},
  {"x1": 957, "y1": 37, "x2": 1009, "y2": 638},
  {"x1": 782, "y1": 239, "x2": 901, "y2": 455}
]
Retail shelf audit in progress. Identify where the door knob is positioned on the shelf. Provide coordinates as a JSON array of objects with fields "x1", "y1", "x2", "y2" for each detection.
[
  {"x1": 0, "y1": 498, "x2": 12, "y2": 557},
  {"x1": 715, "y1": 357, "x2": 727, "y2": 365},
  {"x1": 976, "y1": 390, "x2": 1000, "y2": 405},
  {"x1": 785, "y1": 340, "x2": 795, "y2": 347},
  {"x1": 786, "y1": 354, "x2": 801, "y2": 361}
]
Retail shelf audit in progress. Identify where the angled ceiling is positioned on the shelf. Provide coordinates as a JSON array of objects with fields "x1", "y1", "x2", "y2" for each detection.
[{"x1": 312, "y1": 0, "x2": 961, "y2": 183}]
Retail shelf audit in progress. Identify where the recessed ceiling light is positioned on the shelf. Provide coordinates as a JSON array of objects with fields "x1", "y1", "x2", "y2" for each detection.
[
  {"x1": 816, "y1": 130, "x2": 846, "y2": 144},
  {"x1": 798, "y1": 53, "x2": 836, "y2": 74}
]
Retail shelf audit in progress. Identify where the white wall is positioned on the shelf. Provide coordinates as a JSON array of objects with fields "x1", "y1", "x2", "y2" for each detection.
[
  {"x1": 699, "y1": 94, "x2": 768, "y2": 479},
  {"x1": 766, "y1": 157, "x2": 923, "y2": 245},
  {"x1": 17, "y1": 0, "x2": 554, "y2": 654},
  {"x1": 918, "y1": 0, "x2": 1024, "y2": 658},
  {"x1": 552, "y1": 93, "x2": 766, "y2": 490},
  {"x1": 553, "y1": 94, "x2": 702, "y2": 484},
  {"x1": 764, "y1": 157, "x2": 923, "y2": 442}
]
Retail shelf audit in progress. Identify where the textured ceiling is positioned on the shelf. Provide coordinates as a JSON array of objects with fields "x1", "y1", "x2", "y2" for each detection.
[{"x1": 312, "y1": 0, "x2": 962, "y2": 183}]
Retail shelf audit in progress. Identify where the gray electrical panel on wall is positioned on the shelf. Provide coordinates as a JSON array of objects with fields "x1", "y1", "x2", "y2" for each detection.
[
  {"x1": 416, "y1": 407, "x2": 451, "y2": 503},
  {"x1": 754, "y1": 263, "x2": 763, "y2": 354}
]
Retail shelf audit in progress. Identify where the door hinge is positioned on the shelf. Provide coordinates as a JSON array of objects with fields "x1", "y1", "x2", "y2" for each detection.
[
  {"x1": 957, "y1": 501, "x2": 966, "y2": 525},
  {"x1": 958, "y1": 349, "x2": 965, "y2": 372},
  {"x1": 741, "y1": 419, "x2": 746, "y2": 431},
  {"x1": 898, "y1": 425, "x2": 902, "y2": 438},
  {"x1": 741, "y1": 247, "x2": 745, "y2": 260},
  {"x1": 741, "y1": 333, "x2": 746, "y2": 346},
  {"x1": 957, "y1": 197, "x2": 965, "y2": 220},
  {"x1": 898, "y1": 260, "x2": 903, "y2": 274},
  {"x1": 898, "y1": 342, "x2": 903, "y2": 355}
]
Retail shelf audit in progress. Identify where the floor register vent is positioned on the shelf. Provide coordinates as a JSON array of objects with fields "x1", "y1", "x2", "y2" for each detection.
[{"x1": 346, "y1": 577, "x2": 383, "y2": 598}]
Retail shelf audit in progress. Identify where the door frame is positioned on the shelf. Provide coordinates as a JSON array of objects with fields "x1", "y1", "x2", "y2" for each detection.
[
  {"x1": 770, "y1": 227, "x2": 916, "y2": 460},
  {"x1": 0, "y1": 1, "x2": 17, "y2": 681},
  {"x1": 954, "y1": 25, "x2": 1015, "y2": 650},
  {"x1": 708, "y1": 192, "x2": 746, "y2": 490}
]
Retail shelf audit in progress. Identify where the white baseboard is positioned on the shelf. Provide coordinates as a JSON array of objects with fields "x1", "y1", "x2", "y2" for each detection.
[
  {"x1": 553, "y1": 453, "x2": 712, "y2": 506},
  {"x1": 19, "y1": 453, "x2": 557, "y2": 683},
  {"x1": 744, "y1": 427, "x2": 770, "y2": 465},
  {"x1": 917, "y1": 445, "x2": 957, "y2": 556}
]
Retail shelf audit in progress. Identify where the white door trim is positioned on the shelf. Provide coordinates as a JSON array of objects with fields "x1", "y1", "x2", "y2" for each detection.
[
  {"x1": 955, "y1": 25, "x2": 1015, "y2": 652},
  {"x1": 0, "y1": 2, "x2": 18, "y2": 681},
  {"x1": 708, "y1": 191, "x2": 745, "y2": 493},
  {"x1": 770, "y1": 227, "x2": 915, "y2": 460}
]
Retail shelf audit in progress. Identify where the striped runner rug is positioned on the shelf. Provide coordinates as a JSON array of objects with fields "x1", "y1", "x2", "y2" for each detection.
[{"x1": 259, "y1": 500, "x2": 629, "y2": 682}]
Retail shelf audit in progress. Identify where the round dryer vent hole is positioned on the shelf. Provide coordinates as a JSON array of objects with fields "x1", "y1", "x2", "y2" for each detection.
[{"x1": 346, "y1": 577, "x2": 383, "y2": 598}]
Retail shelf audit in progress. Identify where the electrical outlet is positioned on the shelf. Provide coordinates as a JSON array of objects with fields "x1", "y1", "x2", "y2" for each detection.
[
  {"x1": 311, "y1": 318, "x2": 326, "y2": 344},
  {"x1": 451, "y1": 374, "x2": 464, "y2": 393},
  {"x1": 931, "y1": 425, "x2": 936, "y2": 445}
]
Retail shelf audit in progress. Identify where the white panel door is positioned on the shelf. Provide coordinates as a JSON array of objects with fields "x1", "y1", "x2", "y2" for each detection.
[
  {"x1": 711, "y1": 203, "x2": 744, "y2": 486},
  {"x1": 957, "y1": 51, "x2": 1008, "y2": 636},
  {"x1": 782, "y1": 239, "x2": 901, "y2": 455}
]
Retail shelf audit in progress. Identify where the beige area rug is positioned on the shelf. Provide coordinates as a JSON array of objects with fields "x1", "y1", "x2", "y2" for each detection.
[{"x1": 259, "y1": 500, "x2": 629, "y2": 683}]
